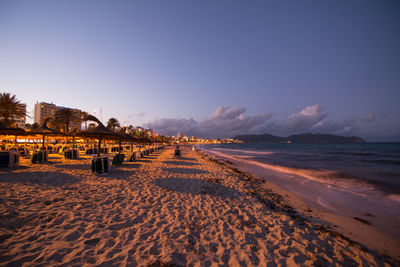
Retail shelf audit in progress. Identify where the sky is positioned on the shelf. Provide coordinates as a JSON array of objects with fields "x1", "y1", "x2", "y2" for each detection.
[{"x1": 0, "y1": 0, "x2": 399, "y2": 141}]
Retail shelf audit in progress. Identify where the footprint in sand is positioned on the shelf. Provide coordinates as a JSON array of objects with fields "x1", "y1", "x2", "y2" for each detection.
[{"x1": 84, "y1": 237, "x2": 101, "y2": 246}]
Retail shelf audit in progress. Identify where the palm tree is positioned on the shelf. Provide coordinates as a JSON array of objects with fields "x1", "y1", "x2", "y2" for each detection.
[
  {"x1": 80, "y1": 111, "x2": 90, "y2": 130},
  {"x1": 0, "y1": 93, "x2": 27, "y2": 127},
  {"x1": 54, "y1": 108, "x2": 80, "y2": 133},
  {"x1": 127, "y1": 125, "x2": 134, "y2": 134},
  {"x1": 107, "y1": 117, "x2": 120, "y2": 132}
]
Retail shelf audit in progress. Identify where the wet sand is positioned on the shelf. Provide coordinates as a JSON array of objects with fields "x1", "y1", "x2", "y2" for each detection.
[{"x1": 202, "y1": 148, "x2": 400, "y2": 263}]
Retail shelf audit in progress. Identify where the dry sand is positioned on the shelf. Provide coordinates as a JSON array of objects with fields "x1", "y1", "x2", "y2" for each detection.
[{"x1": 0, "y1": 146, "x2": 398, "y2": 266}]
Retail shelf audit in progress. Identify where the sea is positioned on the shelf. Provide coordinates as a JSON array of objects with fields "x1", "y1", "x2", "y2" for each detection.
[{"x1": 197, "y1": 143, "x2": 400, "y2": 230}]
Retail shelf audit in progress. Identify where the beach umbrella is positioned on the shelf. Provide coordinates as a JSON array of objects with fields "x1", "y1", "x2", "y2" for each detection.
[
  {"x1": 131, "y1": 133, "x2": 151, "y2": 144},
  {"x1": 0, "y1": 122, "x2": 27, "y2": 146},
  {"x1": 117, "y1": 128, "x2": 134, "y2": 154},
  {"x1": 0, "y1": 125, "x2": 26, "y2": 136},
  {"x1": 68, "y1": 128, "x2": 82, "y2": 150},
  {"x1": 116, "y1": 127, "x2": 150, "y2": 154},
  {"x1": 26, "y1": 118, "x2": 64, "y2": 148},
  {"x1": 76, "y1": 115, "x2": 120, "y2": 157}
]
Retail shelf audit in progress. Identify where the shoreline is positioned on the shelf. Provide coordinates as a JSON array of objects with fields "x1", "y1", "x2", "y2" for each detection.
[
  {"x1": 197, "y1": 147, "x2": 400, "y2": 262},
  {"x1": 0, "y1": 146, "x2": 398, "y2": 266}
]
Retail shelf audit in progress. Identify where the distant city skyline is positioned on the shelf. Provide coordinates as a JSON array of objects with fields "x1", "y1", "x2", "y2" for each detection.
[{"x1": 1, "y1": 0, "x2": 399, "y2": 141}]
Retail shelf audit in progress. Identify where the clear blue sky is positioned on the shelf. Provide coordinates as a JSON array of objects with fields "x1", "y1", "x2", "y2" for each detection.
[{"x1": 1, "y1": 0, "x2": 399, "y2": 140}]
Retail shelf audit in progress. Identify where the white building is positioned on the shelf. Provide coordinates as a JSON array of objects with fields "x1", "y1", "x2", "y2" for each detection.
[{"x1": 34, "y1": 102, "x2": 82, "y2": 130}]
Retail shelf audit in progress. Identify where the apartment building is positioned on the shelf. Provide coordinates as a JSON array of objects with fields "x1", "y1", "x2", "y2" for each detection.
[{"x1": 34, "y1": 102, "x2": 82, "y2": 130}]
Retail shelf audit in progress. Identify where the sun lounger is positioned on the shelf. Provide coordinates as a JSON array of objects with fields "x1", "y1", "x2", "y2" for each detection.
[
  {"x1": 86, "y1": 148, "x2": 99, "y2": 155},
  {"x1": 111, "y1": 147, "x2": 122, "y2": 153},
  {"x1": 18, "y1": 147, "x2": 29, "y2": 156}
]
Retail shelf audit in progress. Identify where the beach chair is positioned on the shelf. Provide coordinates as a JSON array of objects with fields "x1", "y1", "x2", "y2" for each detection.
[{"x1": 18, "y1": 147, "x2": 29, "y2": 157}]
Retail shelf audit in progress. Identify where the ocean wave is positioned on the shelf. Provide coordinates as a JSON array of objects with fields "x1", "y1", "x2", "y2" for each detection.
[
  {"x1": 212, "y1": 147, "x2": 275, "y2": 155},
  {"x1": 328, "y1": 151, "x2": 383, "y2": 156},
  {"x1": 205, "y1": 148, "x2": 377, "y2": 197},
  {"x1": 363, "y1": 159, "x2": 400, "y2": 165},
  {"x1": 317, "y1": 197, "x2": 338, "y2": 211},
  {"x1": 386, "y1": 194, "x2": 400, "y2": 204},
  {"x1": 234, "y1": 155, "x2": 255, "y2": 159}
]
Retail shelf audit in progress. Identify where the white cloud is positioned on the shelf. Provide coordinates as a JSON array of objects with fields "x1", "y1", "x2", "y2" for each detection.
[
  {"x1": 309, "y1": 119, "x2": 360, "y2": 135},
  {"x1": 363, "y1": 113, "x2": 375, "y2": 122},
  {"x1": 287, "y1": 104, "x2": 327, "y2": 133},
  {"x1": 200, "y1": 106, "x2": 274, "y2": 135},
  {"x1": 128, "y1": 112, "x2": 146, "y2": 118},
  {"x1": 145, "y1": 118, "x2": 199, "y2": 137},
  {"x1": 144, "y1": 104, "x2": 367, "y2": 138},
  {"x1": 145, "y1": 106, "x2": 274, "y2": 138}
]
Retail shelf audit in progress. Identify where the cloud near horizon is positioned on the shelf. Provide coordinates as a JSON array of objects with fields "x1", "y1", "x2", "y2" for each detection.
[
  {"x1": 145, "y1": 106, "x2": 274, "y2": 138},
  {"x1": 144, "y1": 104, "x2": 381, "y2": 139},
  {"x1": 200, "y1": 107, "x2": 275, "y2": 137},
  {"x1": 363, "y1": 113, "x2": 375, "y2": 122},
  {"x1": 287, "y1": 104, "x2": 327, "y2": 133},
  {"x1": 283, "y1": 104, "x2": 360, "y2": 135}
]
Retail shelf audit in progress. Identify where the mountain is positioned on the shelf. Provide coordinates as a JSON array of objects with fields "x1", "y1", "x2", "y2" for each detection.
[
  {"x1": 285, "y1": 133, "x2": 365, "y2": 143},
  {"x1": 234, "y1": 133, "x2": 282, "y2": 143},
  {"x1": 234, "y1": 133, "x2": 365, "y2": 144}
]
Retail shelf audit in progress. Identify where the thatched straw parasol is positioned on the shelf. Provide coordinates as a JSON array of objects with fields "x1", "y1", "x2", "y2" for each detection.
[
  {"x1": 135, "y1": 135, "x2": 151, "y2": 144},
  {"x1": 27, "y1": 118, "x2": 64, "y2": 148},
  {"x1": 76, "y1": 115, "x2": 120, "y2": 157},
  {"x1": 0, "y1": 122, "x2": 27, "y2": 146},
  {"x1": 68, "y1": 128, "x2": 82, "y2": 150},
  {"x1": 0, "y1": 122, "x2": 26, "y2": 136},
  {"x1": 116, "y1": 127, "x2": 151, "y2": 154},
  {"x1": 117, "y1": 127, "x2": 134, "y2": 154}
]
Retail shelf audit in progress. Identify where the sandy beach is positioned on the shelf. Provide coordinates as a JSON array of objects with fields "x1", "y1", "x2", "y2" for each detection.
[{"x1": 0, "y1": 146, "x2": 398, "y2": 266}]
